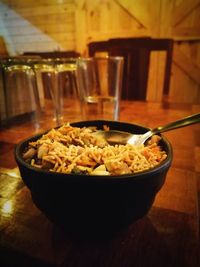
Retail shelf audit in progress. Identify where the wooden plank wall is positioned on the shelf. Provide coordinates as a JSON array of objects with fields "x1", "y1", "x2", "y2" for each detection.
[
  {"x1": 168, "y1": 0, "x2": 200, "y2": 104},
  {"x1": 75, "y1": 0, "x2": 200, "y2": 104},
  {"x1": 0, "y1": 0, "x2": 76, "y2": 54},
  {"x1": 0, "y1": 0, "x2": 200, "y2": 103}
]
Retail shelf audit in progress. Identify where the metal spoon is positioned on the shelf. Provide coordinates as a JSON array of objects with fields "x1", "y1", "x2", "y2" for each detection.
[{"x1": 97, "y1": 113, "x2": 200, "y2": 145}]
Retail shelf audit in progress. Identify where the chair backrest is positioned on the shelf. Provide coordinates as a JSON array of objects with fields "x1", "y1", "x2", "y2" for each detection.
[
  {"x1": 88, "y1": 41, "x2": 109, "y2": 57},
  {"x1": 88, "y1": 37, "x2": 174, "y2": 100},
  {"x1": 23, "y1": 51, "x2": 80, "y2": 58}
]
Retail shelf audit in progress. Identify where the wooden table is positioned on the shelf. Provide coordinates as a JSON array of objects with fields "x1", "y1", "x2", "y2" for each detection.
[{"x1": 0, "y1": 100, "x2": 200, "y2": 267}]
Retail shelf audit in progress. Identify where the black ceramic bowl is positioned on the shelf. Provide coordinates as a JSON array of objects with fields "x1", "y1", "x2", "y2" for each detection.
[{"x1": 15, "y1": 120, "x2": 172, "y2": 238}]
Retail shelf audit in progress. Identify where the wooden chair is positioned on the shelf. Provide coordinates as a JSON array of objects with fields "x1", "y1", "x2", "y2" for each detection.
[
  {"x1": 23, "y1": 51, "x2": 80, "y2": 58},
  {"x1": 88, "y1": 38, "x2": 174, "y2": 100}
]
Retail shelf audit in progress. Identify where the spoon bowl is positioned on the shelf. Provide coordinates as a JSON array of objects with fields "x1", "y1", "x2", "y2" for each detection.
[{"x1": 98, "y1": 113, "x2": 200, "y2": 145}]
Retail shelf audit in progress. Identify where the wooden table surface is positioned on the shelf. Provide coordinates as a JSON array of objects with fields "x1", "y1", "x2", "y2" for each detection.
[{"x1": 0, "y1": 100, "x2": 200, "y2": 267}]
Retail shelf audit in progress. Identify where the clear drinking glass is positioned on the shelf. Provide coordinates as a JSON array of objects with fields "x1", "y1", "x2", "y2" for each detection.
[
  {"x1": 33, "y1": 58, "x2": 78, "y2": 126},
  {"x1": 76, "y1": 57, "x2": 124, "y2": 121},
  {"x1": 2, "y1": 58, "x2": 41, "y2": 127}
]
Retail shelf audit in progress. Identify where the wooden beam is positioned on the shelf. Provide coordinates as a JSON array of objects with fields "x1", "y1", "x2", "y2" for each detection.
[
  {"x1": 1, "y1": 4, "x2": 74, "y2": 17},
  {"x1": 115, "y1": 0, "x2": 148, "y2": 28},
  {"x1": 173, "y1": 45, "x2": 200, "y2": 84},
  {"x1": 172, "y1": 0, "x2": 200, "y2": 27},
  {"x1": 0, "y1": 0, "x2": 73, "y2": 9}
]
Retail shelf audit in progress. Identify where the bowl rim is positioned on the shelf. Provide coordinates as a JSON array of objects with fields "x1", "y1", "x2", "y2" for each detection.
[{"x1": 15, "y1": 120, "x2": 173, "y2": 182}]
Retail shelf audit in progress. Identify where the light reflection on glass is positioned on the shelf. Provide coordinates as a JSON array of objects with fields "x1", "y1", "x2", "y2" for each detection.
[{"x1": 1, "y1": 200, "x2": 13, "y2": 215}]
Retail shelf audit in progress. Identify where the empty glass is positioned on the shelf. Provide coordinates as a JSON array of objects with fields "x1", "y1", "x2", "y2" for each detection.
[
  {"x1": 0, "y1": 60, "x2": 6, "y2": 123},
  {"x1": 33, "y1": 58, "x2": 79, "y2": 126},
  {"x1": 76, "y1": 57, "x2": 124, "y2": 121},
  {"x1": 2, "y1": 58, "x2": 41, "y2": 127}
]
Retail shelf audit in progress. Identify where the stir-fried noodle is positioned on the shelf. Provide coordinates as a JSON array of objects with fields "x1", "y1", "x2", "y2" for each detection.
[{"x1": 23, "y1": 123, "x2": 167, "y2": 175}]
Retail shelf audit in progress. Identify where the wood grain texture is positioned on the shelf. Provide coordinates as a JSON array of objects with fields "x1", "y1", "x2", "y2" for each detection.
[
  {"x1": 171, "y1": 0, "x2": 200, "y2": 27},
  {"x1": 173, "y1": 44, "x2": 200, "y2": 84},
  {"x1": 0, "y1": 0, "x2": 76, "y2": 53},
  {"x1": 0, "y1": 99, "x2": 200, "y2": 266},
  {"x1": 1, "y1": 1, "x2": 200, "y2": 104}
]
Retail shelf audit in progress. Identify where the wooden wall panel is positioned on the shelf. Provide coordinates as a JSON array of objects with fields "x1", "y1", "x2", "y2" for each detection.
[
  {"x1": 75, "y1": 0, "x2": 161, "y2": 51},
  {"x1": 0, "y1": 0, "x2": 200, "y2": 103},
  {"x1": 0, "y1": 0, "x2": 76, "y2": 54},
  {"x1": 1, "y1": 0, "x2": 73, "y2": 8},
  {"x1": 74, "y1": 0, "x2": 166, "y2": 101},
  {"x1": 159, "y1": 0, "x2": 200, "y2": 103},
  {"x1": 170, "y1": 63, "x2": 200, "y2": 103}
]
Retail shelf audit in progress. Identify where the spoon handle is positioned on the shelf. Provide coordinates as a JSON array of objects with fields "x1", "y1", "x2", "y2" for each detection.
[{"x1": 151, "y1": 113, "x2": 200, "y2": 135}]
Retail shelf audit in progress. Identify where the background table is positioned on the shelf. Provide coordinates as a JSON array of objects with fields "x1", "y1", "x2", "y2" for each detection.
[{"x1": 0, "y1": 100, "x2": 200, "y2": 267}]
